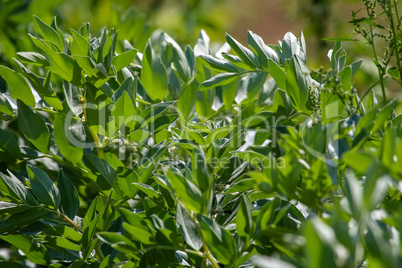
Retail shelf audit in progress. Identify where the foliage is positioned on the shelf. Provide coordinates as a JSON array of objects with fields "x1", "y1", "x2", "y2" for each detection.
[
  {"x1": 0, "y1": 14, "x2": 401, "y2": 268},
  {"x1": 350, "y1": 0, "x2": 402, "y2": 102},
  {"x1": 0, "y1": 0, "x2": 229, "y2": 69}
]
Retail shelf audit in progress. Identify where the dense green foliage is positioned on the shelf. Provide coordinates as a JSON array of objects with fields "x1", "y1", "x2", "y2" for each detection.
[{"x1": 0, "y1": 3, "x2": 402, "y2": 267}]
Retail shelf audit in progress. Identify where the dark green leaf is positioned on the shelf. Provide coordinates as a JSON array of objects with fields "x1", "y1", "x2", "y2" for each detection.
[
  {"x1": 57, "y1": 169, "x2": 80, "y2": 220},
  {"x1": 17, "y1": 100, "x2": 50, "y2": 153},
  {"x1": 0, "y1": 129, "x2": 21, "y2": 160},
  {"x1": 97, "y1": 232, "x2": 138, "y2": 254},
  {"x1": 0, "y1": 171, "x2": 28, "y2": 203},
  {"x1": 0, "y1": 208, "x2": 48, "y2": 233},
  {"x1": 83, "y1": 154, "x2": 116, "y2": 190},
  {"x1": 27, "y1": 165, "x2": 60, "y2": 208}
]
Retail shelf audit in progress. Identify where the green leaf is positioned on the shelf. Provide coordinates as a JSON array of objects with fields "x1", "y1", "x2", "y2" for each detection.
[
  {"x1": 97, "y1": 232, "x2": 138, "y2": 255},
  {"x1": 304, "y1": 220, "x2": 338, "y2": 268},
  {"x1": 54, "y1": 113, "x2": 84, "y2": 164},
  {"x1": 14, "y1": 60, "x2": 63, "y2": 110},
  {"x1": 100, "y1": 255, "x2": 111, "y2": 268},
  {"x1": 40, "y1": 235, "x2": 81, "y2": 251},
  {"x1": 387, "y1": 67, "x2": 400, "y2": 79},
  {"x1": 268, "y1": 59, "x2": 286, "y2": 90},
  {"x1": 27, "y1": 165, "x2": 61, "y2": 208},
  {"x1": 0, "y1": 66, "x2": 35, "y2": 107},
  {"x1": 111, "y1": 91, "x2": 136, "y2": 130},
  {"x1": 0, "y1": 202, "x2": 30, "y2": 214},
  {"x1": 129, "y1": 129, "x2": 150, "y2": 144},
  {"x1": 199, "y1": 73, "x2": 238, "y2": 91},
  {"x1": 0, "y1": 208, "x2": 48, "y2": 233},
  {"x1": 225, "y1": 33, "x2": 259, "y2": 69},
  {"x1": 194, "y1": 29, "x2": 210, "y2": 56},
  {"x1": 0, "y1": 94, "x2": 13, "y2": 115},
  {"x1": 198, "y1": 214, "x2": 236, "y2": 265},
  {"x1": 372, "y1": 100, "x2": 396, "y2": 132},
  {"x1": 63, "y1": 81, "x2": 83, "y2": 116},
  {"x1": 192, "y1": 150, "x2": 210, "y2": 192},
  {"x1": 132, "y1": 183, "x2": 159, "y2": 198},
  {"x1": 247, "y1": 31, "x2": 280, "y2": 69},
  {"x1": 0, "y1": 129, "x2": 21, "y2": 160},
  {"x1": 367, "y1": 90, "x2": 378, "y2": 111},
  {"x1": 177, "y1": 81, "x2": 197, "y2": 120},
  {"x1": 236, "y1": 195, "x2": 253, "y2": 239},
  {"x1": 0, "y1": 171, "x2": 28, "y2": 203},
  {"x1": 17, "y1": 52, "x2": 49, "y2": 66},
  {"x1": 321, "y1": 92, "x2": 345, "y2": 124},
  {"x1": 83, "y1": 154, "x2": 117, "y2": 190},
  {"x1": 282, "y1": 32, "x2": 300, "y2": 60},
  {"x1": 141, "y1": 41, "x2": 168, "y2": 102},
  {"x1": 349, "y1": 60, "x2": 363, "y2": 77},
  {"x1": 222, "y1": 52, "x2": 255, "y2": 71},
  {"x1": 57, "y1": 169, "x2": 80, "y2": 220},
  {"x1": 17, "y1": 100, "x2": 50, "y2": 153},
  {"x1": 74, "y1": 55, "x2": 97, "y2": 77},
  {"x1": 221, "y1": 76, "x2": 240, "y2": 107},
  {"x1": 0, "y1": 262, "x2": 25, "y2": 268},
  {"x1": 164, "y1": 33, "x2": 191, "y2": 82},
  {"x1": 285, "y1": 56, "x2": 309, "y2": 111},
  {"x1": 120, "y1": 208, "x2": 156, "y2": 245},
  {"x1": 176, "y1": 203, "x2": 202, "y2": 250},
  {"x1": 198, "y1": 55, "x2": 239, "y2": 73},
  {"x1": 71, "y1": 29, "x2": 90, "y2": 57},
  {"x1": 30, "y1": 35, "x2": 82, "y2": 86},
  {"x1": 242, "y1": 72, "x2": 268, "y2": 101},
  {"x1": 0, "y1": 234, "x2": 50, "y2": 265},
  {"x1": 34, "y1": 16, "x2": 64, "y2": 51},
  {"x1": 112, "y1": 49, "x2": 138, "y2": 72},
  {"x1": 166, "y1": 169, "x2": 203, "y2": 214}
]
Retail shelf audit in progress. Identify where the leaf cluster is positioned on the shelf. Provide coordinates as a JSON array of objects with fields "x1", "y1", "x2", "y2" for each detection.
[{"x1": 0, "y1": 15, "x2": 401, "y2": 268}]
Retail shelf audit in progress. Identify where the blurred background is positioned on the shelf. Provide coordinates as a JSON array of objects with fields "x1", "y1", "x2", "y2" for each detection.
[{"x1": 0, "y1": 0, "x2": 400, "y2": 97}]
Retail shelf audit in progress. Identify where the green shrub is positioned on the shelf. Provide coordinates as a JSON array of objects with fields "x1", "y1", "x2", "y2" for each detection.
[{"x1": 0, "y1": 14, "x2": 401, "y2": 267}]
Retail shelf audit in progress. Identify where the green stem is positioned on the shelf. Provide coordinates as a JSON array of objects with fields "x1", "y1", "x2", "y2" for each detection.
[
  {"x1": 183, "y1": 204, "x2": 220, "y2": 268},
  {"x1": 42, "y1": 206, "x2": 105, "y2": 262},
  {"x1": 368, "y1": 24, "x2": 387, "y2": 104},
  {"x1": 57, "y1": 211, "x2": 84, "y2": 234},
  {"x1": 390, "y1": 0, "x2": 402, "y2": 85}
]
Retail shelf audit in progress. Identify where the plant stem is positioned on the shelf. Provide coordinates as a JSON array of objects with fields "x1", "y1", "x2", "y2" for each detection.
[
  {"x1": 390, "y1": 0, "x2": 402, "y2": 85},
  {"x1": 54, "y1": 209, "x2": 105, "y2": 262},
  {"x1": 185, "y1": 206, "x2": 220, "y2": 268},
  {"x1": 368, "y1": 24, "x2": 387, "y2": 104},
  {"x1": 57, "y1": 211, "x2": 84, "y2": 234}
]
